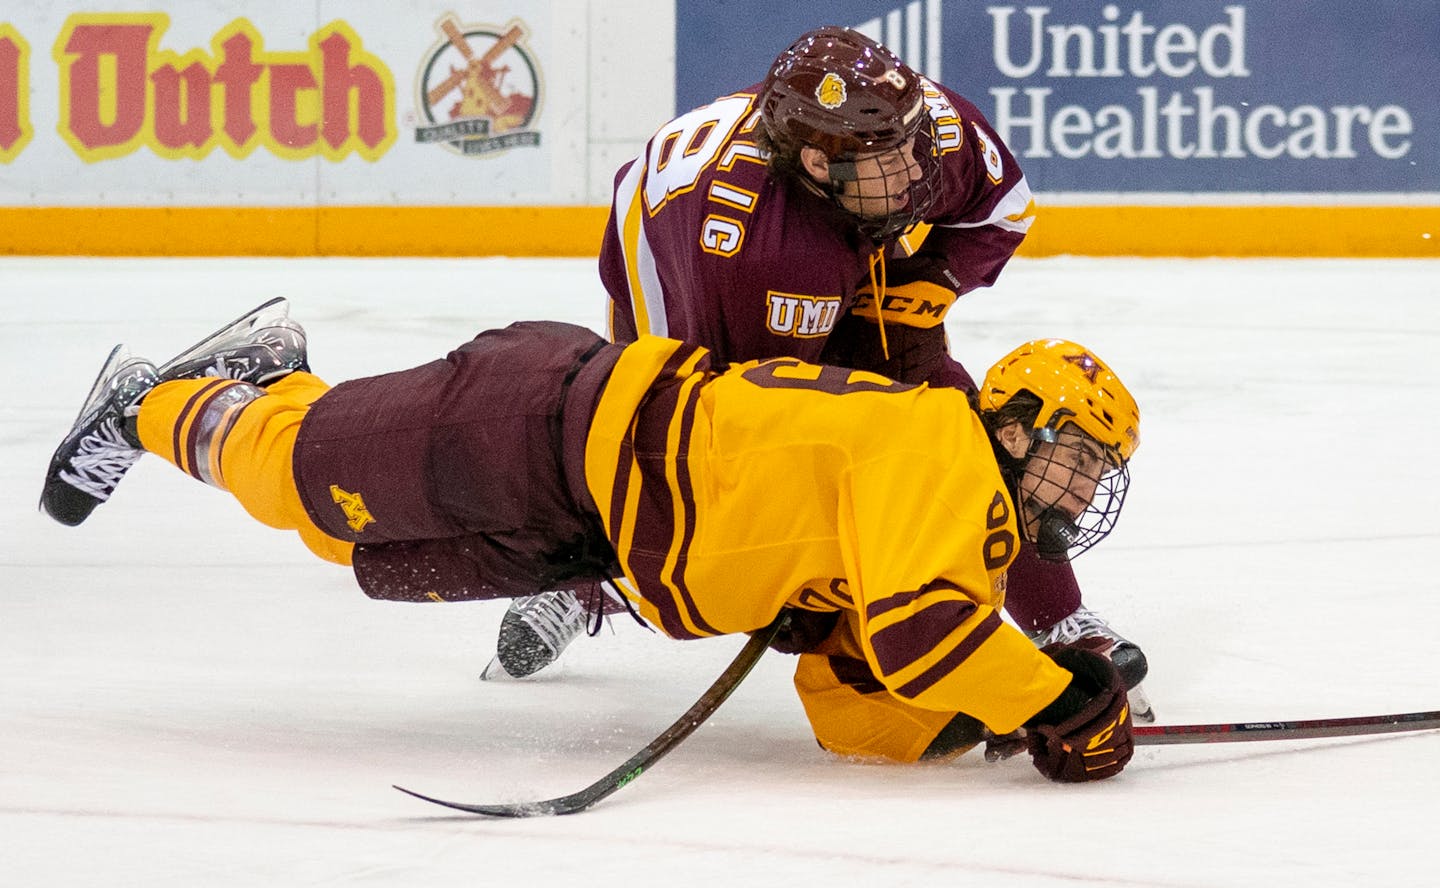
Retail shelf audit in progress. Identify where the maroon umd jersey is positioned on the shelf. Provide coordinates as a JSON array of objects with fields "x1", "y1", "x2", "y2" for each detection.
[{"x1": 599, "y1": 78, "x2": 1035, "y2": 374}]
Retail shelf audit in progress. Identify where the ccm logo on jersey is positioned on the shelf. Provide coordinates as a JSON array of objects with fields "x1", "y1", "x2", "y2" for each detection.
[
  {"x1": 766, "y1": 292, "x2": 841, "y2": 338},
  {"x1": 852, "y1": 282, "x2": 958, "y2": 329}
]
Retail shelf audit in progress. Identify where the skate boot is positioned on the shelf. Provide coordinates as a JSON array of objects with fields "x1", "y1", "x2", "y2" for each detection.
[
  {"x1": 40, "y1": 345, "x2": 159, "y2": 526},
  {"x1": 157, "y1": 297, "x2": 307, "y2": 385},
  {"x1": 1030, "y1": 605, "x2": 1155, "y2": 723},
  {"x1": 483, "y1": 590, "x2": 589, "y2": 679}
]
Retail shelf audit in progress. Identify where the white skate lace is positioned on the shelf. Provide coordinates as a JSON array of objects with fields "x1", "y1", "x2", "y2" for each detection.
[
  {"x1": 161, "y1": 322, "x2": 303, "y2": 382},
  {"x1": 57, "y1": 417, "x2": 143, "y2": 500},
  {"x1": 1034, "y1": 605, "x2": 1129, "y2": 648},
  {"x1": 205, "y1": 354, "x2": 248, "y2": 378},
  {"x1": 516, "y1": 590, "x2": 588, "y2": 654}
]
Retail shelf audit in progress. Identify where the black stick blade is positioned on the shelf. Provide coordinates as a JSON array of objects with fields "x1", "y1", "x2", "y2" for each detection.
[
  {"x1": 393, "y1": 618, "x2": 782, "y2": 818},
  {"x1": 392, "y1": 784, "x2": 582, "y2": 818},
  {"x1": 391, "y1": 782, "x2": 599, "y2": 817}
]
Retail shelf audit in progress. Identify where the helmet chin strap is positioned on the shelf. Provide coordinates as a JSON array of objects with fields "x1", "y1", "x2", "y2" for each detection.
[
  {"x1": 825, "y1": 159, "x2": 860, "y2": 182},
  {"x1": 998, "y1": 455, "x2": 1081, "y2": 563},
  {"x1": 1028, "y1": 504, "x2": 1082, "y2": 562}
]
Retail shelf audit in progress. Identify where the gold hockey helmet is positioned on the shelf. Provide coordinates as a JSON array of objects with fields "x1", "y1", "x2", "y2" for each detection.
[
  {"x1": 979, "y1": 338, "x2": 1140, "y2": 465},
  {"x1": 979, "y1": 339, "x2": 1141, "y2": 561}
]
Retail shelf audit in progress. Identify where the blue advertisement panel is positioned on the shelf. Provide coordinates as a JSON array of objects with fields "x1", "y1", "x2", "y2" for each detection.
[{"x1": 676, "y1": 1, "x2": 1438, "y2": 194}]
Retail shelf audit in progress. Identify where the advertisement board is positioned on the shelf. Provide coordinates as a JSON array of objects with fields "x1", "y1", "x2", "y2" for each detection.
[
  {"x1": 1, "y1": 2, "x2": 580, "y2": 206},
  {"x1": 676, "y1": 0, "x2": 1439, "y2": 198},
  {"x1": 0, "y1": 2, "x2": 660, "y2": 255},
  {"x1": 0, "y1": 1, "x2": 1433, "y2": 255}
]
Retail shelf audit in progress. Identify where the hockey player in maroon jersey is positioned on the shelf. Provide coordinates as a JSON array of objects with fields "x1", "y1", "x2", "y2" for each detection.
[
  {"x1": 492, "y1": 25, "x2": 1153, "y2": 720},
  {"x1": 41, "y1": 298, "x2": 1141, "y2": 780}
]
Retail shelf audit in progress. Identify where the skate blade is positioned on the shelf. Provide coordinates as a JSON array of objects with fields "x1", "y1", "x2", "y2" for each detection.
[
  {"x1": 1128, "y1": 684, "x2": 1156, "y2": 723},
  {"x1": 157, "y1": 297, "x2": 290, "y2": 378},
  {"x1": 68, "y1": 344, "x2": 131, "y2": 430},
  {"x1": 479, "y1": 656, "x2": 519, "y2": 682}
]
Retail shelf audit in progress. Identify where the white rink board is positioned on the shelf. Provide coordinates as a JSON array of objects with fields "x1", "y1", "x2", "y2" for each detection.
[{"x1": 0, "y1": 1, "x2": 673, "y2": 206}]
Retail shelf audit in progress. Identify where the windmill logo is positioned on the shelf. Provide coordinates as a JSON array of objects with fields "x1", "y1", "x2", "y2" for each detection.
[{"x1": 415, "y1": 15, "x2": 542, "y2": 156}]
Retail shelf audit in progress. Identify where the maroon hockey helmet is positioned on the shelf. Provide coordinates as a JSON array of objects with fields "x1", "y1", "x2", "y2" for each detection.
[
  {"x1": 759, "y1": 27, "x2": 941, "y2": 239},
  {"x1": 761, "y1": 26, "x2": 927, "y2": 158}
]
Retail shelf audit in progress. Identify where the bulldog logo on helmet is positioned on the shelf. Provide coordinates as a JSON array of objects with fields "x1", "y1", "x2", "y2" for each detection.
[{"x1": 816, "y1": 72, "x2": 847, "y2": 109}]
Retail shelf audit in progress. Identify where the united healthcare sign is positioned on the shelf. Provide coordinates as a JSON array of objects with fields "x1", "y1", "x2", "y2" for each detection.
[{"x1": 675, "y1": 1, "x2": 1437, "y2": 195}]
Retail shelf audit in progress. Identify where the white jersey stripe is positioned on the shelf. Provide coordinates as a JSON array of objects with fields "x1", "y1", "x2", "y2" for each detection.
[
  {"x1": 614, "y1": 155, "x2": 670, "y2": 337},
  {"x1": 936, "y1": 174, "x2": 1036, "y2": 234}
]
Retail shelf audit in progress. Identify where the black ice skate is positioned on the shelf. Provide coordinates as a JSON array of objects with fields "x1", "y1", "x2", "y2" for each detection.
[
  {"x1": 157, "y1": 297, "x2": 308, "y2": 385},
  {"x1": 483, "y1": 590, "x2": 589, "y2": 679},
  {"x1": 40, "y1": 345, "x2": 159, "y2": 526}
]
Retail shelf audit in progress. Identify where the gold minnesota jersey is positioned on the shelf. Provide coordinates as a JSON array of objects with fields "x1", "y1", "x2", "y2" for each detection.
[{"x1": 584, "y1": 336, "x2": 1072, "y2": 752}]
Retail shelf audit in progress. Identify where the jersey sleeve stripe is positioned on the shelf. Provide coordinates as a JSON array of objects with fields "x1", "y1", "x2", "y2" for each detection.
[
  {"x1": 865, "y1": 578, "x2": 963, "y2": 619},
  {"x1": 893, "y1": 610, "x2": 1005, "y2": 700},
  {"x1": 827, "y1": 654, "x2": 887, "y2": 695},
  {"x1": 869, "y1": 598, "x2": 979, "y2": 677},
  {"x1": 935, "y1": 174, "x2": 1035, "y2": 233},
  {"x1": 662, "y1": 370, "x2": 713, "y2": 633},
  {"x1": 606, "y1": 434, "x2": 635, "y2": 548},
  {"x1": 615, "y1": 157, "x2": 669, "y2": 337},
  {"x1": 611, "y1": 343, "x2": 722, "y2": 639}
]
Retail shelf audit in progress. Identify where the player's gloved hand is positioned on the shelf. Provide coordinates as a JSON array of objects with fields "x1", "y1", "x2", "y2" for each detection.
[
  {"x1": 854, "y1": 254, "x2": 961, "y2": 326},
  {"x1": 918, "y1": 713, "x2": 1029, "y2": 762},
  {"x1": 1024, "y1": 642, "x2": 1134, "y2": 782},
  {"x1": 763, "y1": 607, "x2": 840, "y2": 654},
  {"x1": 982, "y1": 728, "x2": 1028, "y2": 762}
]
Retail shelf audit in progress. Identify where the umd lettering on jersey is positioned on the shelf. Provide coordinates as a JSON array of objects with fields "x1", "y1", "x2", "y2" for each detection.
[{"x1": 766, "y1": 292, "x2": 841, "y2": 338}]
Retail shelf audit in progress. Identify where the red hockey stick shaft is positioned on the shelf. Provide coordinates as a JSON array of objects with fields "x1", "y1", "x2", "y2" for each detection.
[{"x1": 1134, "y1": 709, "x2": 1440, "y2": 745}]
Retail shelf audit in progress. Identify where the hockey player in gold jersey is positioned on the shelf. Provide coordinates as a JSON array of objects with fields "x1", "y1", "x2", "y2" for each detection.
[{"x1": 41, "y1": 300, "x2": 1140, "y2": 782}]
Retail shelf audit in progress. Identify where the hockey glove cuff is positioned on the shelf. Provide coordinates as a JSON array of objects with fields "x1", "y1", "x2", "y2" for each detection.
[{"x1": 1024, "y1": 643, "x2": 1134, "y2": 782}]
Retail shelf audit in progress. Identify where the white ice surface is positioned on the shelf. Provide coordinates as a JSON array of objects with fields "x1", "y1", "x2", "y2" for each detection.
[{"x1": 3, "y1": 256, "x2": 1439, "y2": 887}]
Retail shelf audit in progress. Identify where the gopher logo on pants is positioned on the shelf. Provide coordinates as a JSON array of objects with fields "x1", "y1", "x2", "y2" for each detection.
[{"x1": 330, "y1": 484, "x2": 375, "y2": 533}]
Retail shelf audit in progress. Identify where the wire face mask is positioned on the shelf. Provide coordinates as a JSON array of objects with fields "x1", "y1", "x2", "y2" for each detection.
[
  {"x1": 823, "y1": 118, "x2": 944, "y2": 242},
  {"x1": 977, "y1": 338, "x2": 1141, "y2": 562},
  {"x1": 1018, "y1": 425, "x2": 1132, "y2": 562}
]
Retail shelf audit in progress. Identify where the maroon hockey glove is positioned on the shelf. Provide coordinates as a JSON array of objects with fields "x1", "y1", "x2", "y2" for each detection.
[
  {"x1": 879, "y1": 253, "x2": 963, "y2": 292},
  {"x1": 764, "y1": 607, "x2": 840, "y2": 654},
  {"x1": 1025, "y1": 643, "x2": 1134, "y2": 782}
]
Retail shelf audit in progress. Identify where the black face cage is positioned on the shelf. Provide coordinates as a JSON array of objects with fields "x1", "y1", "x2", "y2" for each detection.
[
  {"x1": 1065, "y1": 463, "x2": 1130, "y2": 558},
  {"x1": 1021, "y1": 432, "x2": 1131, "y2": 562},
  {"x1": 827, "y1": 116, "x2": 945, "y2": 242}
]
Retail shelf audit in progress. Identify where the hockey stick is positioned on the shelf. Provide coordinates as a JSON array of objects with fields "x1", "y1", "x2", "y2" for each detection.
[
  {"x1": 394, "y1": 615, "x2": 785, "y2": 817},
  {"x1": 1134, "y1": 709, "x2": 1440, "y2": 745},
  {"x1": 979, "y1": 707, "x2": 1440, "y2": 762}
]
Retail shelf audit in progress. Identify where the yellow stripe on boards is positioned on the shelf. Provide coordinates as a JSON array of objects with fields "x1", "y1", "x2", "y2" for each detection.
[
  {"x1": 1021, "y1": 205, "x2": 1439, "y2": 258},
  {"x1": 0, "y1": 206, "x2": 611, "y2": 257},
  {"x1": 0, "y1": 205, "x2": 1434, "y2": 257}
]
